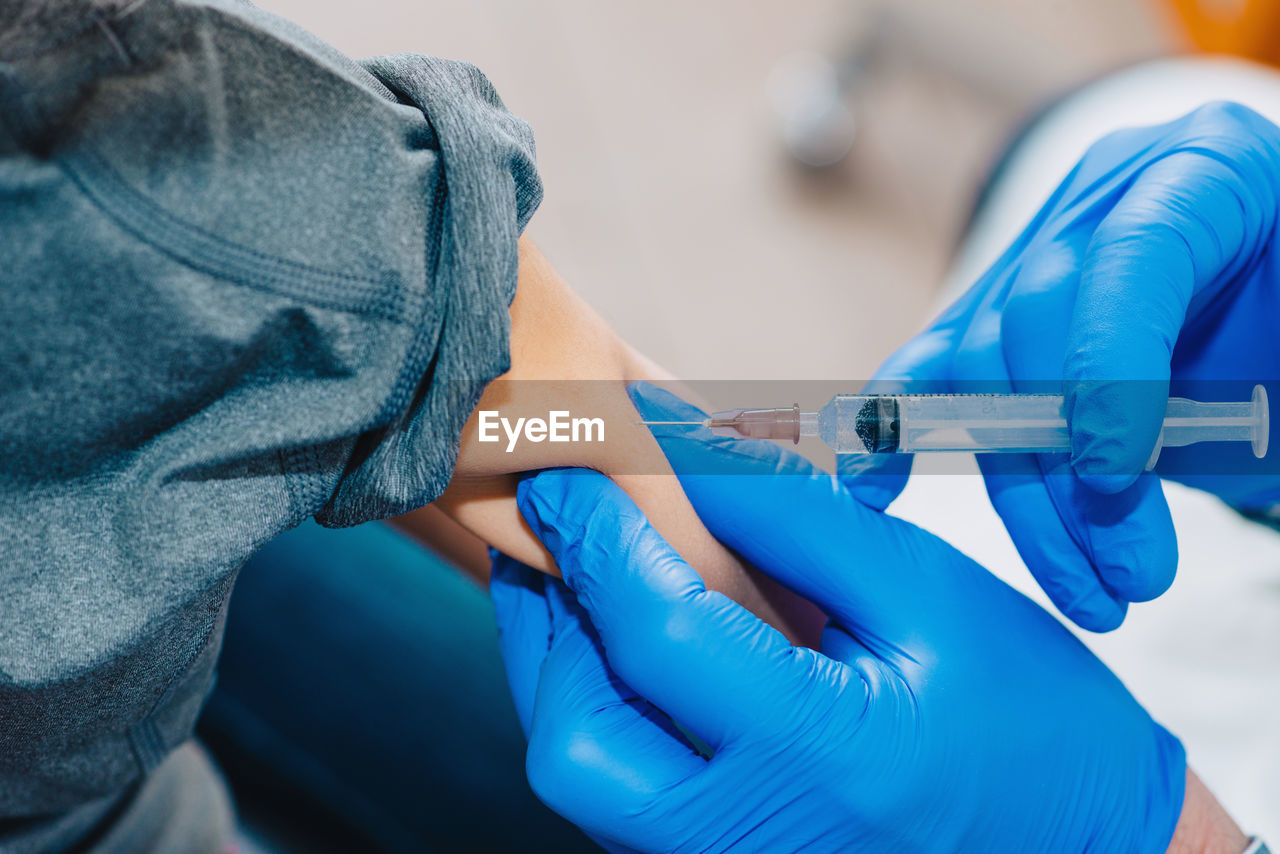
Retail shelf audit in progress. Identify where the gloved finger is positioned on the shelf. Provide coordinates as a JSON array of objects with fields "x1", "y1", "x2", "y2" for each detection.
[
  {"x1": 524, "y1": 573, "x2": 704, "y2": 851},
  {"x1": 1065, "y1": 147, "x2": 1272, "y2": 491},
  {"x1": 542, "y1": 578, "x2": 705, "y2": 758},
  {"x1": 840, "y1": 215, "x2": 1037, "y2": 504},
  {"x1": 838, "y1": 293, "x2": 980, "y2": 508},
  {"x1": 517, "y1": 468, "x2": 852, "y2": 750},
  {"x1": 490, "y1": 559, "x2": 658, "y2": 854},
  {"x1": 629, "y1": 382, "x2": 956, "y2": 659},
  {"x1": 835, "y1": 449, "x2": 912, "y2": 509},
  {"x1": 1041, "y1": 460, "x2": 1179, "y2": 605},
  {"x1": 490, "y1": 550, "x2": 552, "y2": 737},
  {"x1": 944, "y1": 275, "x2": 1126, "y2": 629},
  {"x1": 819, "y1": 621, "x2": 877, "y2": 669},
  {"x1": 998, "y1": 238, "x2": 1179, "y2": 617},
  {"x1": 977, "y1": 454, "x2": 1128, "y2": 631}
]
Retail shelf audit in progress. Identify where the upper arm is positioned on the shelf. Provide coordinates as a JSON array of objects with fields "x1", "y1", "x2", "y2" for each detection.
[{"x1": 393, "y1": 238, "x2": 823, "y2": 644}]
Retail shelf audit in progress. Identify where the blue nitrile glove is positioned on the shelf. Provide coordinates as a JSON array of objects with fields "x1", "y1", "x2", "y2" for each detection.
[
  {"x1": 488, "y1": 382, "x2": 1186, "y2": 853},
  {"x1": 842, "y1": 101, "x2": 1280, "y2": 632},
  {"x1": 490, "y1": 549, "x2": 642, "y2": 854}
]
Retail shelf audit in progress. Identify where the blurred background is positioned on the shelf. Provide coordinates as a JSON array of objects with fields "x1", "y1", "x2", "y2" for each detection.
[
  {"x1": 237, "y1": 0, "x2": 1279, "y2": 846},
  {"x1": 258, "y1": 0, "x2": 1182, "y2": 380}
]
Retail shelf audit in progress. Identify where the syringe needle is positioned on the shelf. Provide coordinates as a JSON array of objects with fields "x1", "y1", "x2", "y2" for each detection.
[{"x1": 634, "y1": 420, "x2": 707, "y2": 425}]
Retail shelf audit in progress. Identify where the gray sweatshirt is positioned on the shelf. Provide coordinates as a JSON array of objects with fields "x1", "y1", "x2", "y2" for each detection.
[{"x1": 0, "y1": 0, "x2": 540, "y2": 848}]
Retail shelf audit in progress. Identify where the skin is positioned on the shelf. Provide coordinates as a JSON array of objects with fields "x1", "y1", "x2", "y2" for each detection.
[
  {"x1": 392, "y1": 237, "x2": 826, "y2": 646},
  {"x1": 392, "y1": 238, "x2": 1245, "y2": 848},
  {"x1": 1169, "y1": 769, "x2": 1250, "y2": 854}
]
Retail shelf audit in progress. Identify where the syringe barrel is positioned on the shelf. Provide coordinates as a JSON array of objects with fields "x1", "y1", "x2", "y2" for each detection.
[
  {"x1": 818, "y1": 394, "x2": 1072, "y2": 454},
  {"x1": 818, "y1": 386, "x2": 1269, "y2": 462},
  {"x1": 892, "y1": 394, "x2": 1069, "y2": 454}
]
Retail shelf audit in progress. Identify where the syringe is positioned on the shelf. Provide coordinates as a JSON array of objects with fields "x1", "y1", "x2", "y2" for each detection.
[{"x1": 640, "y1": 386, "x2": 1270, "y2": 467}]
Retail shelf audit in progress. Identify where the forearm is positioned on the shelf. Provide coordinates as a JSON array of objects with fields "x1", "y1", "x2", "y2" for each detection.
[
  {"x1": 1169, "y1": 768, "x2": 1249, "y2": 854},
  {"x1": 393, "y1": 238, "x2": 825, "y2": 645}
]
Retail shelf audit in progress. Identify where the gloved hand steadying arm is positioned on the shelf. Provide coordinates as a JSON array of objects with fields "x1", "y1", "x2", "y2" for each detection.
[
  {"x1": 489, "y1": 383, "x2": 1186, "y2": 853},
  {"x1": 843, "y1": 101, "x2": 1280, "y2": 631}
]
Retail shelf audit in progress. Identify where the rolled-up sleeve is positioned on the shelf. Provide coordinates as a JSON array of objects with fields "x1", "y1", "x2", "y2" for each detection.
[
  {"x1": 323, "y1": 52, "x2": 543, "y2": 525},
  {"x1": 3, "y1": 0, "x2": 542, "y2": 529},
  {"x1": 0, "y1": 0, "x2": 539, "y2": 824}
]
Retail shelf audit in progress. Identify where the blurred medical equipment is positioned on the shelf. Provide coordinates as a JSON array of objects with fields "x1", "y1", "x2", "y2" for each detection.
[{"x1": 766, "y1": 2, "x2": 1134, "y2": 169}]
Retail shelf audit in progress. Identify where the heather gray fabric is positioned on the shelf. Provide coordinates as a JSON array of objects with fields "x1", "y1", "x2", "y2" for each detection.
[
  {"x1": 0, "y1": 0, "x2": 540, "y2": 848},
  {"x1": 0, "y1": 742, "x2": 236, "y2": 854}
]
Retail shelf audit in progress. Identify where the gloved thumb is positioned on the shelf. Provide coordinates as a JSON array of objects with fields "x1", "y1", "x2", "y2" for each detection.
[{"x1": 840, "y1": 322, "x2": 959, "y2": 509}]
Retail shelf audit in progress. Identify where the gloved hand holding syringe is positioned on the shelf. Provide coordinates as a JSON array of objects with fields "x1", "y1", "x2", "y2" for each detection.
[{"x1": 641, "y1": 386, "x2": 1269, "y2": 468}]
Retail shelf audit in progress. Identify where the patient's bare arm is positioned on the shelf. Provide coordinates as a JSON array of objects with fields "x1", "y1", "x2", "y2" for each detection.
[{"x1": 391, "y1": 238, "x2": 825, "y2": 646}]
